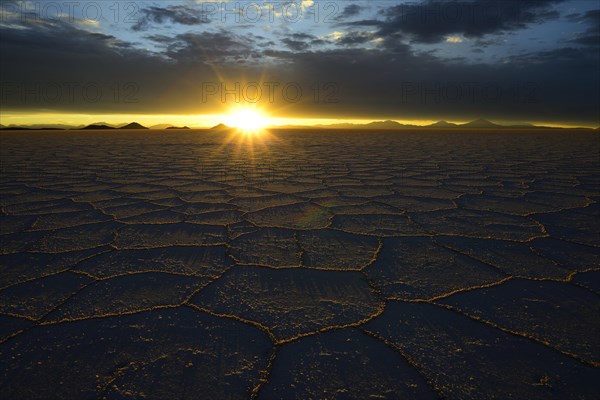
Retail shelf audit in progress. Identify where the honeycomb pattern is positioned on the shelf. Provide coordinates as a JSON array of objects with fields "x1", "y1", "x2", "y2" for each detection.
[{"x1": 1, "y1": 130, "x2": 599, "y2": 398}]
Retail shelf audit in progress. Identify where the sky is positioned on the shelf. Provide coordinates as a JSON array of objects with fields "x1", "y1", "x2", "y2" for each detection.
[{"x1": 1, "y1": 0, "x2": 599, "y2": 128}]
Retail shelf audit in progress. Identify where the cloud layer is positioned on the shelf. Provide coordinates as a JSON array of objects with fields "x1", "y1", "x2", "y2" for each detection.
[{"x1": 1, "y1": 0, "x2": 598, "y2": 125}]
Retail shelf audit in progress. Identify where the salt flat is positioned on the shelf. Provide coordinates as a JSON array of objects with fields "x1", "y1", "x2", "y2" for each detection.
[{"x1": 0, "y1": 129, "x2": 599, "y2": 399}]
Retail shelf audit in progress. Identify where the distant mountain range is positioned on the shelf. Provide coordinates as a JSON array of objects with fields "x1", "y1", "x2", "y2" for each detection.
[
  {"x1": 1, "y1": 122, "x2": 149, "y2": 130},
  {"x1": 80, "y1": 122, "x2": 149, "y2": 130},
  {"x1": 1, "y1": 119, "x2": 598, "y2": 131},
  {"x1": 82, "y1": 124, "x2": 115, "y2": 130},
  {"x1": 309, "y1": 118, "x2": 591, "y2": 130},
  {"x1": 0, "y1": 123, "x2": 81, "y2": 130}
]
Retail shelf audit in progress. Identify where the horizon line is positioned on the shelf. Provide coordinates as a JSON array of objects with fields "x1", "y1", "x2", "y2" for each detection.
[{"x1": 2, "y1": 120, "x2": 599, "y2": 131}]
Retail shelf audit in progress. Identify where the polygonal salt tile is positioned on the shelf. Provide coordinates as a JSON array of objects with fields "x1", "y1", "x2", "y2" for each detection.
[
  {"x1": 523, "y1": 191, "x2": 591, "y2": 209},
  {"x1": 70, "y1": 189, "x2": 122, "y2": 202},
  {"x1": 119, "y1": 210, "x2": 186, "y2": 224},
  {"x1": 328, "y1": 202, "x2": 399, "y2": 215},
  {"x1": 31, "y1": 222, "x2": 119, "y2": 253},
  {"x1": 230, "y1": 228, "x2": 300, "y2": 267},
  {"x1": 0, "y1": 272, "x2": 92, "y2": 319},
  {"x1": 172, "y1": 202, "x2": 237, "y2": 215},
  {"x1": 530, "y1": 238, "x2": 599, "y2": 271},
  {"x1": 571, "y1": 270, "x2": 600, "y2": 295},
  {"x1": 439, "y1": 279, "x2": 600, "y2": 365},
  {"x1": 375, "y1": 194, "x2": 455, "y2": 212},
  {"x1": 176, "y1": 182, "x2": 229, "y2": 193},
  {"x1": 227, "y1": 220, "x2": 259, "y2": 239},
  {"x1": 246, "y1": 202, "x2": 331, "y2": 229},
  {"x1": 442, "y1": 177, "x2": 500, "y2": 187},
  {"x1": 114, "y1": 223, "x2": 226, "y2": 249},
  {"x1": 179, "y1": 191, "x2": 233, "y2": 203},
  {"x1": 102, "y1": 201, "x2": 165, "y2": 219},
  {"x1": 394, "y1": 185, "x2": 460, "y2": 200},
  {"x1": 331, "y1": 185, "x2": 395, "y2": 197},
  {"x1": 455, "y1": 194, "x2": 555, "y2": 215},
  {"x1": 0, "y1": 231, "x2": 47, "y2": 254},
  {"x1": 366, "y1": 237, "x2": 505, "y2": 300},
  {"x1": 364, "y1": 301, "x2": 600, "y2": 399},
  {"x1": 298, "y1": 229, "x2": 379, "y2": 270},
  {"x1": 72, "y1": 246, "x2": 232, "y2": 279},
  {"x1": 225, "y1": 186, "x2": 276, "y2": 198},
  {"x1": 436, "y1": 236, "x2": 568, "y2": 279},
  {"x1": 0, "y1": 314, "x2": 33, "y2": 342},
  {"x1": 258, "y1": 328, "x2": 437, "y2": 399},
  {"x1": 114, "y1": 183, "x2": 165, "y2": 194},
  {"x1": 532, "y1": 209, "x2": 600, "y2": 246},
  {"x1": 45, "y1": 273, "x2": 206, "y2": 322},
  {"x1": 230, "y1": 194, "x2": 305, "y2": 213},
  {"x1": 30, "y1": 209, "x2": 113, "y2": 231},
  {"x1": 0, "y1": 308, "x2": 272, "y2": 398},
  {"x1": 126, "y1": 189, "x2": 181, "y2": 201},
  {"x1": 411, "y1": 209, "x2": 544, "y2": 241},
  {"x1": 3, "y1": 198, "x2": 92, "y2": 215},
  {"x1": 191, "y1": 266, "x2": 383, "y2": 342},
  {"x1": 330, "y1": 214, "x2": 426, "y2": 236},
  {"x1": 255, "y1": 181, "x2": 322, "y2": 194},
  {"x1": 312, "y1": 196, "x2": 367, "y2": 208},
  {"x1": 0, "y1": 215, "x2": 37, "y2": 235},
  {"x1": 297, "y1": 188, "x2": 339, "y2": 198},
  {"x1": 0, "y1": 247, "x2": 110, "y2": 288},
  {"x1": 187, "y1": 210, "x2": 244, "y2": 225},
  {"x1": 149, "y1": 197, "x2": 187, "y2": 207}
]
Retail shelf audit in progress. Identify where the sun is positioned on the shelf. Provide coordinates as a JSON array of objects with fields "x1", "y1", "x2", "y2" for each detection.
[{"x1": 224, "y1": 108, "x2": 269, "y2": 134}]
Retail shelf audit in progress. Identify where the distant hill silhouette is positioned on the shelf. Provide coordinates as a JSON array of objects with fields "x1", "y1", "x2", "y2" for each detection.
[
  {"x1": 313, "y1": 122, "x2": 356, "y2": 129},
  {"x1": 2, "y1": 124, "x2": 82, "y2": 130},
  {"x1": 119, "y1": 122, "x2": 148, "y2": 129},
  {"x1": 314, "y1": 120, "x2": 417, "y2": 129},
  {"x1": 426, "y1": 120, "x2": 458, "y2": 128},
  {"x1": 2, "y1": 119, "x2": 596, "y2": 131},
  {"x1": 365, "y1": 120, "x2": 413, "y2": 129},
  {"x1": 313, "y1": 118, "x2": 519, "y2": 130},
  {"x1": 459, "y1": 119, "x2": 504, "y2": 129},
  {"x1": 211, "y1": 123, "x2": 231, "y2": 130},
  {"x1": 149, "y1": 124, "x2": 173, "y2": 130},
  {"x1": 88, "y1": 122, "x2": 116, "y2": 128},
  {"x1": 82, "y1": 124, "x2": 115, "y2": 130}
]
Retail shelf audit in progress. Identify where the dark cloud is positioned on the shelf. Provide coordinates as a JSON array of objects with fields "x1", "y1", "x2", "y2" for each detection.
[
  {"x1": 147, "y1": 31, "x2": 257, "y2": 63},
  {"x1": 378, "y1": 0, "x2": 565, "y2": 43},
  {"x1": 338, "y1": 31, "x2": 374, "y2": 46},
  {"x1": 337, "y1": 19, "x2": 383, "y2": 27},
  {"x1": 282, "y1": 33, "x2": 327, "y2": 51},
  {"x1": 568, "y1": 9, "x2": 600, "y2": 46},
  {"x1": 503, "y1": 46, "x2": 597, "y2": 64},
  {"x1": 0, "y1": 17, "x2": 221, "y2": 114},
  {"x1": 132, "y1": 5, "x2": 210, "y2": 31},
  {"x1": 473, "y1": 37, "x2": 508, "y2": 48},
  {"x1": 0, "y1": 1, "x2": 598, "y2": 126},
  {"x1": 282, "y1": 37, "x2": 311, "y2": 51},
  {"x1": 263, "y1": 43, "x2": 599, "y2": 124},
  {"x1": 310, "y1": 39, "x2": 328, "y2": 46},
  {"x1": 289, "y1": 33, "x2": 318, "y2": 41},
  {"x1": 335, "y1": 4, "x2": 363, "y2": 20}
]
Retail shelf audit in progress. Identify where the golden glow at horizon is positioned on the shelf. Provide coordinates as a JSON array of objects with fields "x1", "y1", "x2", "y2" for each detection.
[
  {"x1": 223, "y1": 107, "x2": 270, "y2": 134},
  {"x1": 0, "y1": 112, "x2": 596, "y2": 130}
]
